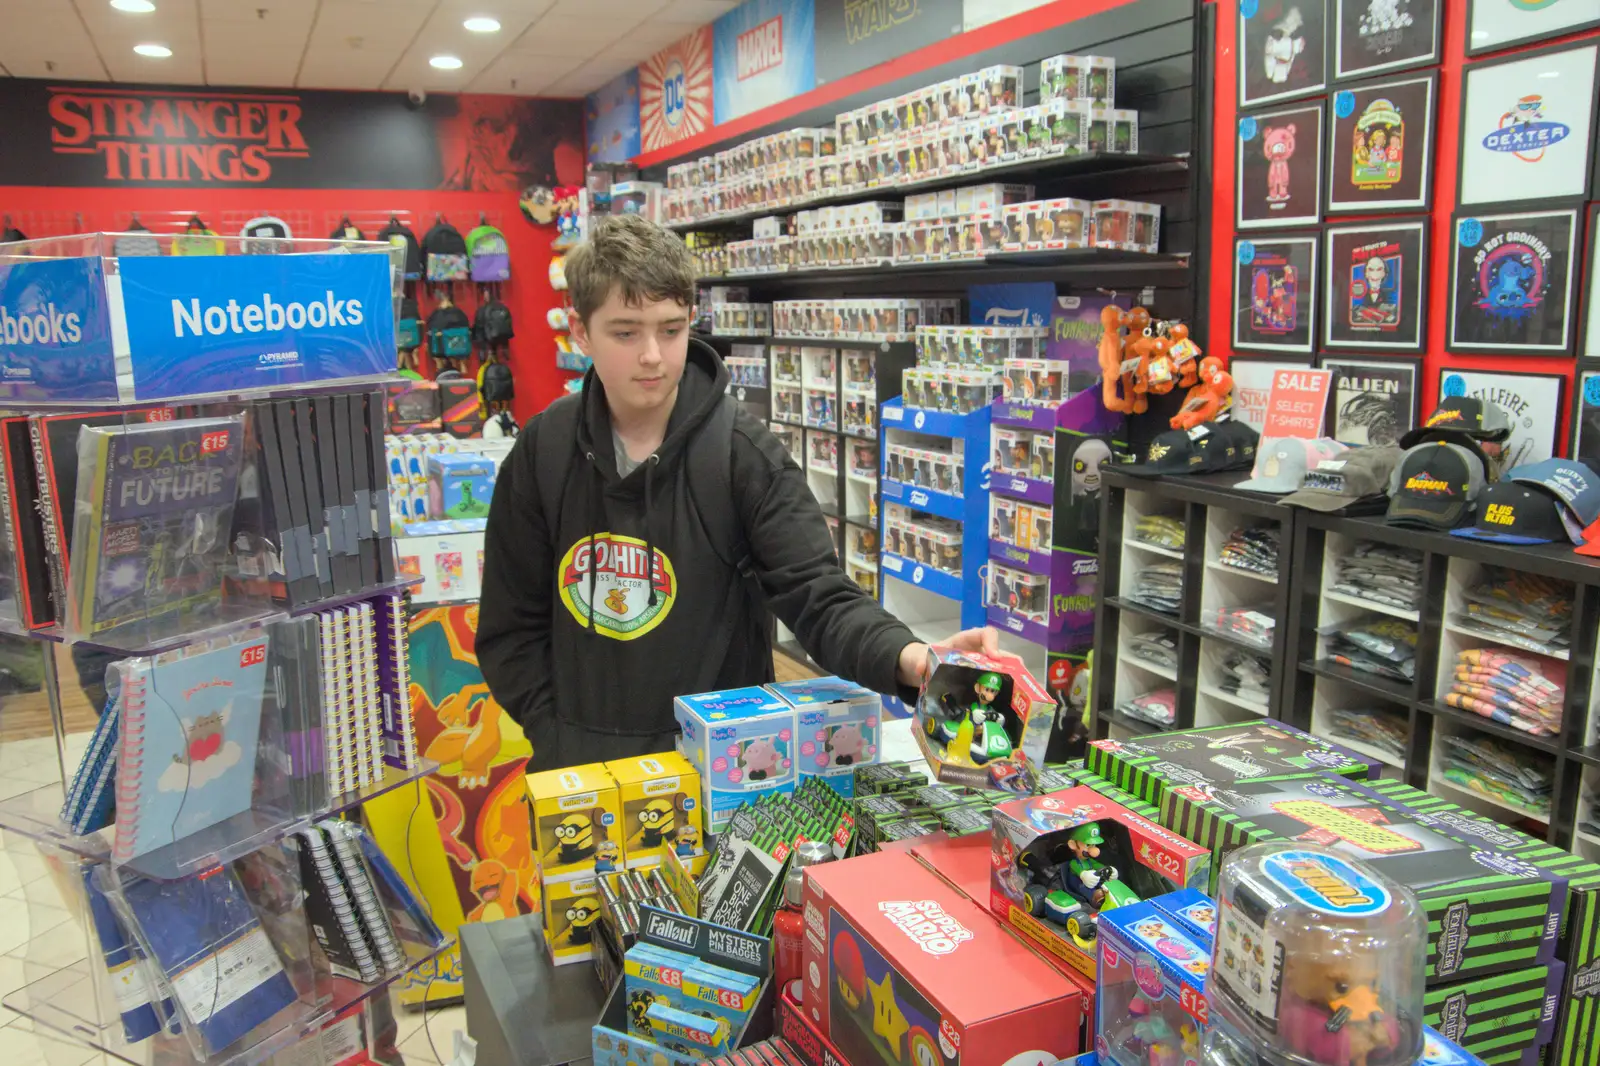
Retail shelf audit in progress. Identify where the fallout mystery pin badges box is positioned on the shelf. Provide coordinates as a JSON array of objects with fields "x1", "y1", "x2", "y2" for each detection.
[
  {"x1": 604, "y1": 753, "x2": 705, "y2": 871},
  {"x1": 1161, "y1": 773, "x2": 1567, "y2": 986},
  {"x1": 803, "y1": 849, "x2": 1084, "y2": 1066},
  {"x1": 1084, "y1": 719, "x2": 1381, "y2": 809},
  {"x1": 674, "y1": 686, "x2": 798, "y2": 831},
  {"x1": 988, "y1": 785, "x2": 1210, "y2": 980},
  {"x1": 766, "y1": 677, "x2": 881, "y2": 796},
  {"x1": 913, "y1": 646, "x2": 1054, "y2": 792},
  {"x1": 525, "y1": 762, "x2": 622, "y2": 883}
]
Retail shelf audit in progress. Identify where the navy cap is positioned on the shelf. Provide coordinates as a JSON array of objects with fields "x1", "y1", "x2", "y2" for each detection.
[{"x1": 1507, "y1": 458, "x2": 1600, "y2": 529}]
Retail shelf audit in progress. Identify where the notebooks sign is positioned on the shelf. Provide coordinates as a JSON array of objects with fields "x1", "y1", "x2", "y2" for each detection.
[{"x1": 0, "y1": 256, "x2": 118, "y2": 400}]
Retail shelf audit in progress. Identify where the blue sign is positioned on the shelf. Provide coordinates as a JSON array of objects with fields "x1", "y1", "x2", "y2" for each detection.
[
  {"x1": 0, "y1": 257, "x2": 118, "y2": 400},
  {"x1": 713, "y1": 0, "x2": 816, "y2": 124},
  {"x1": 118, "y1": 253, "x2": 396, "y2": 400},
  {"x1": 967, "y1": 282, "x2": 1054, "y2": 328},
  {"x1": 1261, "y1": 849, "x2": 1392, "y2": 916},
  {"x1": 586, "y1": 68, "x2": 641, "y2": 164}
]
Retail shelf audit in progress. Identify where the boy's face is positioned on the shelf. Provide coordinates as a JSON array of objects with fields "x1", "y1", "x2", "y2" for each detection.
[{"x1": 573, "y1": 287, "x2": 691, "y2": 420}]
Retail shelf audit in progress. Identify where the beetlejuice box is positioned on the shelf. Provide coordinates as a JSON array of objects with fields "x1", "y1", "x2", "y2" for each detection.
[
  {"x1": 767, "y1": 677, "x2": 881, "y2": 796},
  {"x1": 674, "y1": 686, "x2": 797, "y2": 831}
]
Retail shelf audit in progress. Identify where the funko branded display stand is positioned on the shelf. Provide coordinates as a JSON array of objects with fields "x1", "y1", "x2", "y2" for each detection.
[
  {"x1": 913, "y1": 646, "x2": 1055, "y2": 792},
  {"x1": 1203, "y1": 841, "x2": 1427, "y2": 1066}
]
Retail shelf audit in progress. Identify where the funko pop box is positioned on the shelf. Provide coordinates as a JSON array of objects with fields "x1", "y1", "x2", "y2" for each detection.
[
  {"x1": 604, "y1": 753, "x2": 705, "y2": 871},
  {"x1": 766, "y1": 677, "x2": 881, "y2": 797},
  {"x1": 1083, "y1": 719, "x2": 1382, "y2": 810},
  {"x1": 914, "y1": 647, "x2": 1054, "y2": 792},
  {"x1": 990, "y1": 786, "x2": 1210, "y2": 980},
  {"x1": 526, "y1": 762, "x2": 622, "y2": 884},
  {"x1": 674, "y1": 686, "x2": 798, "y2": 831},
  {"x1": 803, "y1": 849, "x2": 1085, "y2": 1066}
]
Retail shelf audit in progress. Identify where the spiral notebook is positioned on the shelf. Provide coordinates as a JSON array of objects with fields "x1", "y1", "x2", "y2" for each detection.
[
  {"x1": 62, "y1": 696, "x2": 120, "y2": 834},
  {"x1": 113, "y1": 632, "x2": 272, "y2": 863}
]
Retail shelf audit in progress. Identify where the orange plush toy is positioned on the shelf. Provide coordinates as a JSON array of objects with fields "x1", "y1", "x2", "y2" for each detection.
[
  {"x1": 1099, "y1": 305, "x2": 1156, "y2": 414},
  {"x1": 1098, "y1": 304, "x2": 1132, "y2": 413},
  {"x1": 1171, "y1": 356, "x2": 1234, "y2": 429}
]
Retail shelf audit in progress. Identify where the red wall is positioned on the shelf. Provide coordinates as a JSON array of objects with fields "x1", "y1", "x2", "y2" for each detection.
[
  {"x1": 1207, "y1": 0, "x2": 1599, "y2": 447},
  {"x1": 0, "y1": 186, "x2": 568, "y2": 423}
]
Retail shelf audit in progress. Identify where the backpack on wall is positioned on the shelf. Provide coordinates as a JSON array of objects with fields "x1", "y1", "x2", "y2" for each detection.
[
  {"x1": 376, "y1": 218, "x2": 422, "y2": 278},
  {"x1": 398, "y1": 295, "x2": 422, "y2": 350},
  {"x1": 474, "y1": 299, "x2": 515, "y2": 348},
  {"x1": 427, "y1": 303, "x2": 472, "y2": 360},
  {"x1": 467, "y1": 223, "x2": 510, "y2": 282},
  {"x1": 422, "y1": 220, "x2": 469, "y2": 282}
]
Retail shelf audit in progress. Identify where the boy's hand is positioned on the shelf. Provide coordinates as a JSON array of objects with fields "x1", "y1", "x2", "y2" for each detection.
[{"x1": 896, "y1": 626, "x2": 1001, "y2": 687}]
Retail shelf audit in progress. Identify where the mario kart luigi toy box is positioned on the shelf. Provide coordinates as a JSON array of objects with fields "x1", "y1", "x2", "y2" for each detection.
[
  {"x1": 914, "y1": 646, "x2": 1054, "y2": 792},
  {"x1": 676, "y1": 687, "x2": 798, "y2": 831},
  {"x1": 990, "y1": 786, "x2": 1210, "y2": 979},
  {"x1": 604, "y1": 753, "x2": 705, "y2": 871},
  {"x1": 1084, "y1": 720, "x2": 1380, "y2": 810},
  {"x1": 766, "y1": 677, "x2": 881, "y2": 796},
  {"x1": 526, "y1": 762, "x2": 623, "y2": 882},
  {"x1": 1095, "y1": 897, "x2": 1212, "y2": 1066},
  {"x1": 803, "y1": 849, "x2": 1085, "y2": 1066}
]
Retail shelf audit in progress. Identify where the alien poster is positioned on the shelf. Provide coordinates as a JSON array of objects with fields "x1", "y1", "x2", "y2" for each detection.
[
  {"x1": 1234, "y1": 235, "x2": 1319, "y2": 352},
  {"x1": 1237, "y1": 102, "x2": 1324, "y2": 229},
  {"x1": 1458, "y1": 43, "x2": 1599, "y2": 207},
  {"x1": 1240, "y1": 0, "x2": 1327, "y2": 107},
  {"x1": 1317, "y1": 356, "x2": 1419, "y2": 447},
  {"x1": 1324, "y1": 221, "x2": 1427, "y2": 350},
  {"x1": 1333, "y1": 0, "x2": 1439, "y2": 80},
  {"x1": 1448, "y1": 209, "x2": 1578, "y2": 354},
  {"x1": 1326, "y1": 74, "x2": 1436, "y2": 212}
]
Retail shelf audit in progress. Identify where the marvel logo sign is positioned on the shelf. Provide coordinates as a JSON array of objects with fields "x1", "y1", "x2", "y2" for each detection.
[{"x1": 736, "y1": 17, "x2": 783, "y2": 80}]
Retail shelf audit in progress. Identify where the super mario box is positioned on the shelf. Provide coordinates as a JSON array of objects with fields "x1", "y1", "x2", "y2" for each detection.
[
  {"x1": 1160, "y1": 773, "x2": 1567, "y2": 985},
  {"x1": 526, "y1": 762, "x2": 623, "y2": 883},
  {"x1": 803, "y1": 849, "x2": 1085, "y2": 1066},
  {"x1": 604, "y1": 753, "x2": 705, "y2": 870},
  {"x1": 914, "y1": 646, "x2": 1054, "y2": 792},
  {"x1": 766, "y1": 677, "x2": 881, "y2": 796},
  {"x1": 675, "y1": 686, "x2": 798, "y2": 831},
  {"x1": 1096, "y1": 899, "x2": 1212, "y2": 1066},
  {"x1": 990, "y1": 786, "x2": 1210, "y2": 980},
  {"x1": 1084, "y1": 719, "x2": 1382, "y2": 809}
]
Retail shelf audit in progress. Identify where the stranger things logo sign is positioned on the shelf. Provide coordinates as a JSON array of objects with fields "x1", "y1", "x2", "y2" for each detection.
[{"x1": 0, "y1": 79, "x2": 583, "y2": 190}]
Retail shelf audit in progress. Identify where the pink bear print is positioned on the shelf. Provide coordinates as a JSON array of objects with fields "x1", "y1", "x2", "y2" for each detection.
[
  {"x1": 740, "y1": 737, "x2": 782, "y2": 781},
  {"x1": 1262, "y1": 123, "x2": 1296, "y2": 204},
  {"x1": 825, "y1": 724, "x2": 868, "y2": 767}
]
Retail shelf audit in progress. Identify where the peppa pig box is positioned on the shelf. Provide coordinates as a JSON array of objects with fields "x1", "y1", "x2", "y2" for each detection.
[
  {"x1": 674, "y1": 686, "x2": 798, "y2": 831},
  {"x1": 767, "y1": 677, "x2": 881, "y2": 797}
]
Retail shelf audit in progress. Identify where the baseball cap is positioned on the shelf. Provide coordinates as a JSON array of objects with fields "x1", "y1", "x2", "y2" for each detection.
[
  {"x1": 1385, "y1": 442, "x2": 1486, "y2": 530},
  {"x1": 1123, "y1": 428, "x2": 1210, "y2": 476},
  {"x1": 1400, "y1": 397, "x2": 1514, "y2": 446},
  {"x1": 1281, "y1": 446, "x2": 1404, "y2": 512},
  {"x1": 1196, "y1": 420, "x2": 1261, "y2": 474},
  {"x1": 1452, "y1": 481, "x2": 1585, "y2": 545},
  {"x1": 1236, "y1": 437, "x2": 1348, "y2": 493},
  {"x1": 1506, "y1": 458, "x2": 1600, "y2": 529}
]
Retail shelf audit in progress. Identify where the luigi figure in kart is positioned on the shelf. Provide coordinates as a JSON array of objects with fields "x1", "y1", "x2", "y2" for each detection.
[
  {"x1": 1020, "y1": 823, "x2": 1140, "y2": 946},
  {"x1": 966, "y1": 672, "x2": 1014, "y2": 765}
]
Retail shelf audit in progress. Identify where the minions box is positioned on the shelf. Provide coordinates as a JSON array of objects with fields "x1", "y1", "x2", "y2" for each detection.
[
  {"x1": 604, "y1": 753, "x2": 705, "y2": 871},
  {"x1": 526, "y1": 763, "x2": 623, "y2": 883},
  {"x1": 802, "y1": 849, "x2": 1085, "y2": 1066},
  {"x1": 674, "y1": 687, "x2": 798, "y2": 831},
  {"x1": 544, "y1": 872, "x2": 603, "y2": 966},
  {"x1": 766, "y1": 677, "x2": 881, "y2": 797}
]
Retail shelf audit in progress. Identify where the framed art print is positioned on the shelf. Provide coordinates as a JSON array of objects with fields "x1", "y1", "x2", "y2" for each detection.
[
  {"x1": 1458, "y1": 42, "x2": 1599, "y2": 208},
  {"x1": 1326, "y1": 72, "x2": 1436, "y2": 213},
  {"x1": 1467, "y1": 0, "x2": 1600, "y2": 58},
  {"x1": 1231, "y1": 355, "x2": 1316, "y2": 435},
  {"x1": 1233, "y1": 235, "x2": 1319, "y2": 353},
  {"x1": 1438, "y1": 368, "x2": 1564, "y2": 468},
  {"x1": 1448, "y1": 208, "x2": 1579, "y2": 354},
  {"x1": 1572, "y1": 367, "x2": 1600, "y2": 460},
  {"x1": 1316, "y1": 355, "x2": 1420, "y2": 446},
  {"x1": 1333, "y1": 0, "x2": 1440, "y2": 80},
  {"x1": 1324, "y1": 220, "x2": 1427, "y2": 351},
  {"x1": 1239, "y1": 0, "x2": 1328, "y2": 107},
  {"x1": 1583, "y1": 206, "x2": 1600, "y2": 356},
  {"x1": 1237, "y1": 102, "x2": 1325, "y2": 229}
]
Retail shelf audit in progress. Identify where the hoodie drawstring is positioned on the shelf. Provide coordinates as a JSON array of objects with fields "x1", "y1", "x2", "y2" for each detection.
[
  {"x1": 644, "y1": 455, "x2": 660, "y2": 607},
  {"x1": 584, "y1": 451, "x2": 598, "y2": 632}
]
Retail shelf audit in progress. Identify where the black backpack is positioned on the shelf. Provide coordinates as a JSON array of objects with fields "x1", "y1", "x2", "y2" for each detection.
[
  {"x1": 474, "y1": 299, "x2": 515, "y2": 347},
  {"x1": 376, "y1": 219, "x2": 422, "y2": 277},
  {"x1": 481, "y1": 360, "x2": 515, "y2": 403},
  {"x1": 427, "y1": 305, "x2": 472, "y2": 360},
  {"x1": 398, "y1": 295, "x2": 421, "y2": 350},
  {"x1": 422, "y1": 221, "x2": 468, "y2": 257}
]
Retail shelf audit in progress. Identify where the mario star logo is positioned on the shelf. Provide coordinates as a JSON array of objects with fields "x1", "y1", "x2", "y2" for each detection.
[
  {"x1": 1471, "y1": 231, "x2": 1552, "y2": 323},
  {"x1": 1482, "y1": 94, "x2": 1570, "y2": 163},
  {"x1": 557, "y1": 533, "x2": 676, "y2": 640}
]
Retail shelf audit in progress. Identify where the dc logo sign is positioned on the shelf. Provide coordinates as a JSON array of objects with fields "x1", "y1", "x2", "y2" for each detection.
[{"x1": 663, "y1": 59, "x2": 686, "y2": 128}]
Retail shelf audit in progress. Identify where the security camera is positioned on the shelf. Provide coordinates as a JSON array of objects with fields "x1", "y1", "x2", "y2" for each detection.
[{"x1": 406, "y1": 88, "x2": 427, "y2": 108}]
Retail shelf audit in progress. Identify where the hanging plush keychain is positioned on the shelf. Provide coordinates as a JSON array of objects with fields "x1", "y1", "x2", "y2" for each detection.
[{"x1": 1171, "y1": 356, "x2": 1234, "y2": 429}]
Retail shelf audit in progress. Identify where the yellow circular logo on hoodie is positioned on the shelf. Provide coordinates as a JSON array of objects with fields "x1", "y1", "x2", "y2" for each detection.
[{"x1": 557, "y1": 533, "x2": 676, "y2": 639}]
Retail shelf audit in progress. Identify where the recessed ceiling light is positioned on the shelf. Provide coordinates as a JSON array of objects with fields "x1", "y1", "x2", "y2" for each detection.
[
  {"x1": 430, "y1": 54, "x2": 464, "y2": 70},
  {"x1": 133, "y1": 43, "x2": 172, "y2": 57},
  {"x1": 111, "y1": 0, "x2": 156, "y2": 12},
  {"x1": 463, "y1": 16, "x2": 501, "y2": 32}
]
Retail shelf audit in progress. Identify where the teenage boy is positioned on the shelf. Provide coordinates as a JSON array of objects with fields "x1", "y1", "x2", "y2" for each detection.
[{"x1": 479, "y1": 215, "x2": 994, "y2": 770}]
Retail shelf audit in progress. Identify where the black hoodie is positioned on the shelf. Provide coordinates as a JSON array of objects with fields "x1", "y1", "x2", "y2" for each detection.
[{"x1": 478, "y1": 339, "x2": 917, "y2": 771}]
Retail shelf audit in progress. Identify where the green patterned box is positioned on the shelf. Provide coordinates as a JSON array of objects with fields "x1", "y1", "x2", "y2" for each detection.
[
  {"x1": 1422, "y1": 962, "x2": 1562, "y2": 1065},
  {"x1": 1056, "y1": 761, "x2": 1163, "y2": 820},
  {"x1": 1083, "y1": 720, "x2": 1381, "y2": 809},
  {"x1": 1159, "y1": 773, "x2": 1566, "y2": 986}
]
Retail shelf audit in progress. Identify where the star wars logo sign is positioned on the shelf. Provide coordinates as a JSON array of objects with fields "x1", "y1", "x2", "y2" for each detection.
[
  {"x1": 49, "y1": 89, "x2": 308, "y2": 183},
  {"x1": 878, "y1": 900, "x2": 972, "y2": 955},
  {"x1": 736, "y1": 16, "x2": 783, "y2": 80}
]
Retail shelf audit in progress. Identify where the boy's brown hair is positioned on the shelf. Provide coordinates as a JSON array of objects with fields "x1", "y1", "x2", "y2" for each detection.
[{"x1": 565, "y1": 214, "x2": 696, "y2": 324}]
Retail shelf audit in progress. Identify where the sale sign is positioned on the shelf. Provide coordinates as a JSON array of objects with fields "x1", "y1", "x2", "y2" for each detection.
[
  {"x1": 1262, "y1": 367, "x2": 1333, "y2": 439},
  {"x1": 639, "y1": 27, "x2": 714, "y2": 152}
]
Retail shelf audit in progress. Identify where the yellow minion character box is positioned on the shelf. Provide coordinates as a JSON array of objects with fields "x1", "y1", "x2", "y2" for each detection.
[
  {"x1": 526, "y1": 763, "x2": 623, "y2": 883},
  {"x1": 543, "y1": 873, "x2": 602, "y2": 966},
  {"x1": 605, "y1": 753, "x2": 705, "y2": 871}
]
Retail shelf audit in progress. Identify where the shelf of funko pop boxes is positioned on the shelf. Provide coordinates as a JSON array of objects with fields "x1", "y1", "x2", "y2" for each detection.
[
  {"x1": 1094, "y1": 467, "x2": 1297, "y2": 745},
  {"x1": 1281, "y1": 511, "x2": 1600, "y2": 854}
]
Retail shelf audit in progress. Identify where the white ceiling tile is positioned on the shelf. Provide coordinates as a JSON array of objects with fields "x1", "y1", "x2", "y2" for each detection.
[
  {"x1": 198, "y1": 0, "x2": 320, "y2": 23},
  {"x1": 509, "y1": 14, "x2": 633, "y2": 50},
  {"x1": 0, "y1": 52, "x2": 109, "y2": 81},
  {"x1": 78, "y1": 0, "x2": 200, "y2": 31},
  {"x1": 294, "y1": 54, "x2": 394, "y2": 89},
  {"x1": 466, "y1": 51, "x2": 585, "y2": 94},
  {"x1": 547, "y1": 0, "x2": 668, "y2": 19},
  {"x1": 650, "y1": 0, "x2": 738, "y2": 23}
]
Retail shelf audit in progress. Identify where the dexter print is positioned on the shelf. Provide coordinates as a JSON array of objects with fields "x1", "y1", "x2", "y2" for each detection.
[
  {"x1": 1449, "y1": 210, "x2": 1577, "y2": 353},
  {"x1": 1234, "y1": 236, "x2": 1318, "y2": 352},
  {"x1": 1326, "y1": 221, "x2": 1426, "y2": 350},
  {"x1": 1327, "y1": 74, "x2": 1434, "y2": 211},
  {"x1": 1240, "y1": 0, "x2": 1328, "y2": 106},
  {"x1": 557, "y1": 533, "x2": 677, "y2": 639},
  {"x1": 1459, "y1": 43, "x2": 1598, "y2": 206},
  {"x1": 1333, "y1": 0, "x2": 1438, "y2": 79},
  {"x1": 1238, "y1": 103, "x2": 1324, "y2": 228}
]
